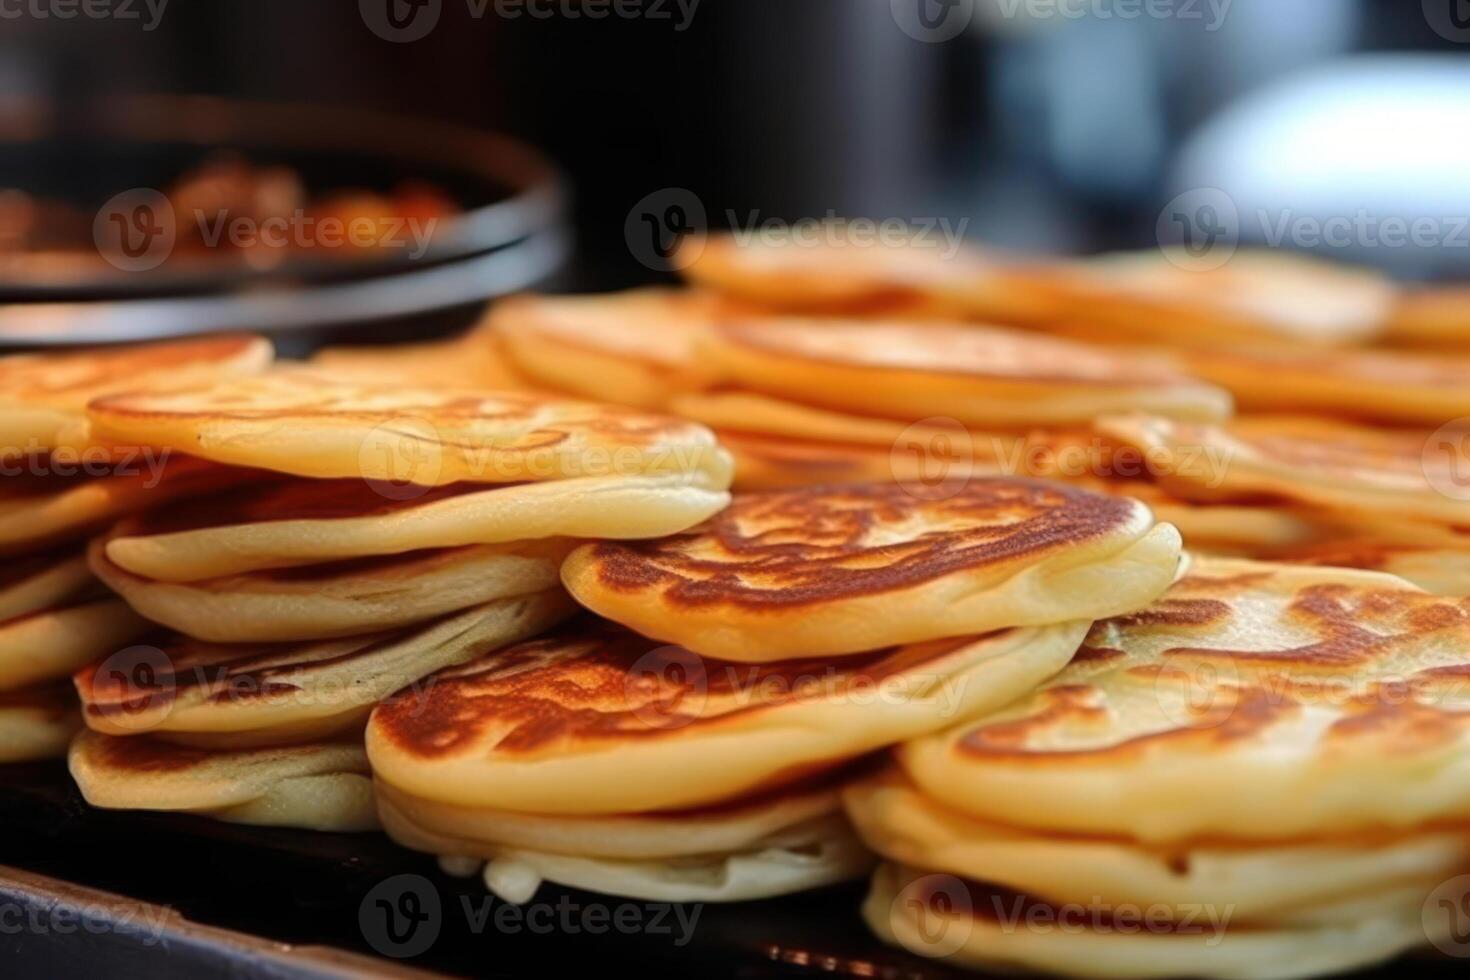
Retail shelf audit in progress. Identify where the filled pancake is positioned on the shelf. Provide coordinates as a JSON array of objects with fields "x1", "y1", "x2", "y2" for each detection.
[
  {"x1": 366, "y1": 616, "x2": 1088, "y2": 815},
  {"x1": 493, "y1": 289, "x2": 719, "y2": 408},
  {"x1": 701, "y1": 318, "x2": 1231, "y2": 426},
  {"x1": 75, "y1": 591, "x2": 571, "y2": 747},
  {"x1": 85, "y1": 370, "x2": 732, "y2": 486},
  {"x1": 864, "y1": 862, "x2": 1434, "y2": 980},
  {"x1": 69, "y1": 730, "x2": 377, "y2": 832},
  {"x1": 90, "y1": 535, "x2": 572, "y2": 642},
  {"x1": 0, "y1": 335, "x2": 272, "y2": 455},
  {"x1": 562, "y1": 480, "x2": 1181, "y2": 661},
  {"x1": 901, "y1": 557, "x2": 1470, "y2": 842},
  {"x1": 102, "y1": 472, "x2": 729, "y2": 583},
  {"x1": 0, "y1": 683, "x2": 80, "y2": 762},
  {"x1": 378, "y1": 776, "x2": 872, "y2": 904},
  {"x1": 1096, "y1": 413, "x2": 1470, "y2": 525}
]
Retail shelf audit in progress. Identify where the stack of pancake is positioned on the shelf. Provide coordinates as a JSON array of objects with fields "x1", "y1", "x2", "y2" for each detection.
[
  {"x1": 366, "y1": 478, "x2": 1183, "y2": 904},
  {"x1": 847, "y1": 556, "x2": 1470, "y2": 978},
  {"x1": 65, "y1": 368, "x2": 733, "y2": 831},
  {"x1": 0, "y1": 337, "x2": 272, "y2": 765}
]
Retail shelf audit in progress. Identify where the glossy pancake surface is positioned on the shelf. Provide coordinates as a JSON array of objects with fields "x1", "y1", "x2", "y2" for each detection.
[
  {"x1": 367, "y1": 617, "x2": 1088, "y2": 815},
  {"x1": 103, "y1": 471, "x2": 730, "y2": 582},
  {"x1": 1097, "y1": 413, "x2": 1470, "y2": 525},
  {"x1": 901, "y1": 557, "x2": 1470, "y2": 842},
  {"x1": 0, "y1": 684, "x2": 80, "y2": 762},
  {"x1": 493, "y1": 289, "x2": 717, "y2": 407},
  {"x1": 562, "y1": 480, "x2": 1181, "y2": 661},
  {"x1": 1276, "y1": 541, "x2": 1470, "y2": 596},
  {"x1": 69, "y1": 730, "x2": 377, "y2": 832},
  {"x1": 75, "y1": 591, "x2": 571, "y2": 746},
  {"x1": 86, "y1": 369, "x2": 732, "y2": 486},
  {"x1": 0, "y1": 335, "x2": 272, "y2": 454},
  {"x1": 703, "y1": 318, "x2": 1231, "y2": 425},
  {"x1": 91, "y1": 535, "x2": 571, "y2": 642}
]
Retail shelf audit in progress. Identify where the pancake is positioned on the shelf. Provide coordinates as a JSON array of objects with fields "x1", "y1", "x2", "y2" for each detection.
[
  {"x1": 0, "y1": 335, "x2": 272, "y2": 455},
  {"x1": 378, "y1": 778, "x2": 872, "y2": 904},
  {"x1": 85, "y1": 369, "x2": 731, "y2": 486},
  {"x1": 0, "y1": 548, "x2": 94, "y2": 624},
  {"x1": 1276, "y1": 541, "x2": 1470, "y2": 596},
  {"x1": 309, "y1": 336, "x2": 530, "y2": 390},
  {"x1": 90, "y1": 535, "x2": 572, "y2": 642},
  {"x1": 701, "y1": 318, "x2": 1232, "y2": 426},
  {"x1": 1096, "y1": 414, "x2": 1470, "y2": 525},
  {"x1": 0, "y1": 456, "x2": 250, "y2": 556},
  {"x1": 678, "y1": 231, "x2": 1059, "y2": 322},
  {"x1": 900, "y1": 557, "x2": 1470, "y2": 842},
  {"x1": 1385, "y1": 285, "x2": 1470, "y2": 347},
  {"x1": 69, "y1": 730, "x2": 378, "y2": 832},
  {"x1": 103, "y1": 471, "x2": 729, "y2": 583},
  {"x1": 0, "y1": 594, "x2": 151, "y2": 692},
  {"x1": 716, "y1": 432, "x2": 902, "y2": 491},
  {"x1": 1175, "y1": 345, "x2": 1470, "y2": 425},
  {"x1": 493, "y1": 289, "x2": 718, "y2": 408},
  {"x1": 0, "y1": 684, "x2": 80, "y2": 762},
  {"x1": 75, "y1": 590, "x2": 571, "y2": 747},
  {"x1": 366, "y1": 616, "x2": 1089, "y2": 815},
  {"x1": 1034, "y1": 248, "x2": 1393, "y2": 349},
  {"x1": 845, "y1": 769, "x2": 1470, "y2": 926},
  {"x1": 1075, "y1": 479, "x2": 1323, "y2": 556},
  {"x1": 864, "y1": 863, "x2": 1435, "y2": 980},
  {"x1": 561, "y1": 480, "x2": 1181, "y2": 661}
]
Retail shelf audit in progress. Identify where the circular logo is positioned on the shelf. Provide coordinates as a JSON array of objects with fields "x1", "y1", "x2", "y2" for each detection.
[
  {"x1": 1150, "y1": 655, "x2": 1242, "y2": 732},
  {"x1": 625, "y1": 187, "x2": 706, "y2": 272},
  {"x1": 891, "y1": 0, "x2": 975, "y2": 43},
  {"x1": 1424, "y1": 875, "x2": 1470, "y2": 956},
  {"x1": 93, "y1": 189, "x2": 176, "y2": 273},
  {"x1": 1423, "y1": 418, "x2": 1470, "y2": 502},
  {"x1": 357, "y1": 417, "x2": 444, "y2": 500},
  {"x1": 1424, "y1": 0, "x2": 1470, "y2": 43},
  {"x1": 1155, "y1": 187, "x2": 1240, "y2": 271},
  {"x1": 359, "y1": 874, "x2": 442, "y2": 958},
  {"x1": 360, "y1": 0, "x2": 442, "y2": 42},
  {"x1": 890, "y1": 417, "x2": 975, "y2": 501},
  {"x1": 893, "y1": 873, "x2": 974, "y2": 958},
  {"x1": 624, "y1": 645, "x2": 708, "y2": 730},
  {"x1": 89, "y1": 645, "x2": 176, "y2": 732}
]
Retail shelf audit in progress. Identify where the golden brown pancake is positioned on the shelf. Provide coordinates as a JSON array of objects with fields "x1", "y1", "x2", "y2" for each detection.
[
  {"x1": 0, "y1": 335, "x2": 272, "y2": 455},
  {"x1": 0, "y1": 593, "x2": 151, "y2": 692},
  {"x1": 1174, "y1": 345, "x2": 1470, "y2": 425},
  {"x1": 1275, "y1": 540, "x2": 1470, "y2": 596},
  {"x1": 75, "y1": 590, "x2": 571, "y2": 747},
  {"x1": 562, "y1": 480, "x2": 1181, "y2": 661},
  {"x1": 0, "y1": 683, "x2": 80, "y2": 762},
  {"x1": 1385, "y1": 285, "x2": 1470, "y2": 347},
  {"x1": 1097, "y1": 413, "x2": 1470, "y2": 525},
  {"x1": 309, "y1": 336, "x2": 530, "y2": 390},
  {"x1": 102, "y1": 470, "x2": 729, "y2": 583},
  {"x1": 701, "y1": 317, "x2": 1231, "y2": 426},
  {"x1": 366, "y1": 616, "x2": 1088, "y2": 815},
  {"x1": 90, "y1": 534, "x2": 572, "y2": 642},
  {"x1": 0, "y1": 547, "x2": 94, "y2": 624},
  {"x1": 85, "y1": 369, "x2": 733, "y2": 486},
  {"x1": 493, "y1": 289, "x2": 719, "y2": 408},
  {"x1": 69, "y1": 730, "x2": 378, "y2": 831},
  {"x1": 901, "y1": 556, "x2": 1470, "y2": 842}
]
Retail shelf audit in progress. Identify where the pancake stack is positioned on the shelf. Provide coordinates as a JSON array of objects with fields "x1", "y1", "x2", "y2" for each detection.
[
  {"x1": 0, "y1": 337, "x2": 272, "y2": 764},
  {"x1": 66, "y1": 369, "x2": 733, "y2": 831},
  {"x1": 366, "y1": 479, "x2": 1184, "y2": 905},
  {"x1": 848, "y1": 556, "x2": 1470, "y2": 978}
]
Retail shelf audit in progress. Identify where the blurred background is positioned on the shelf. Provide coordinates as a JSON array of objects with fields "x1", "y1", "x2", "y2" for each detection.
[{"x1": 0, "y1": 0, "x2": 1466, "y2": 339}]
